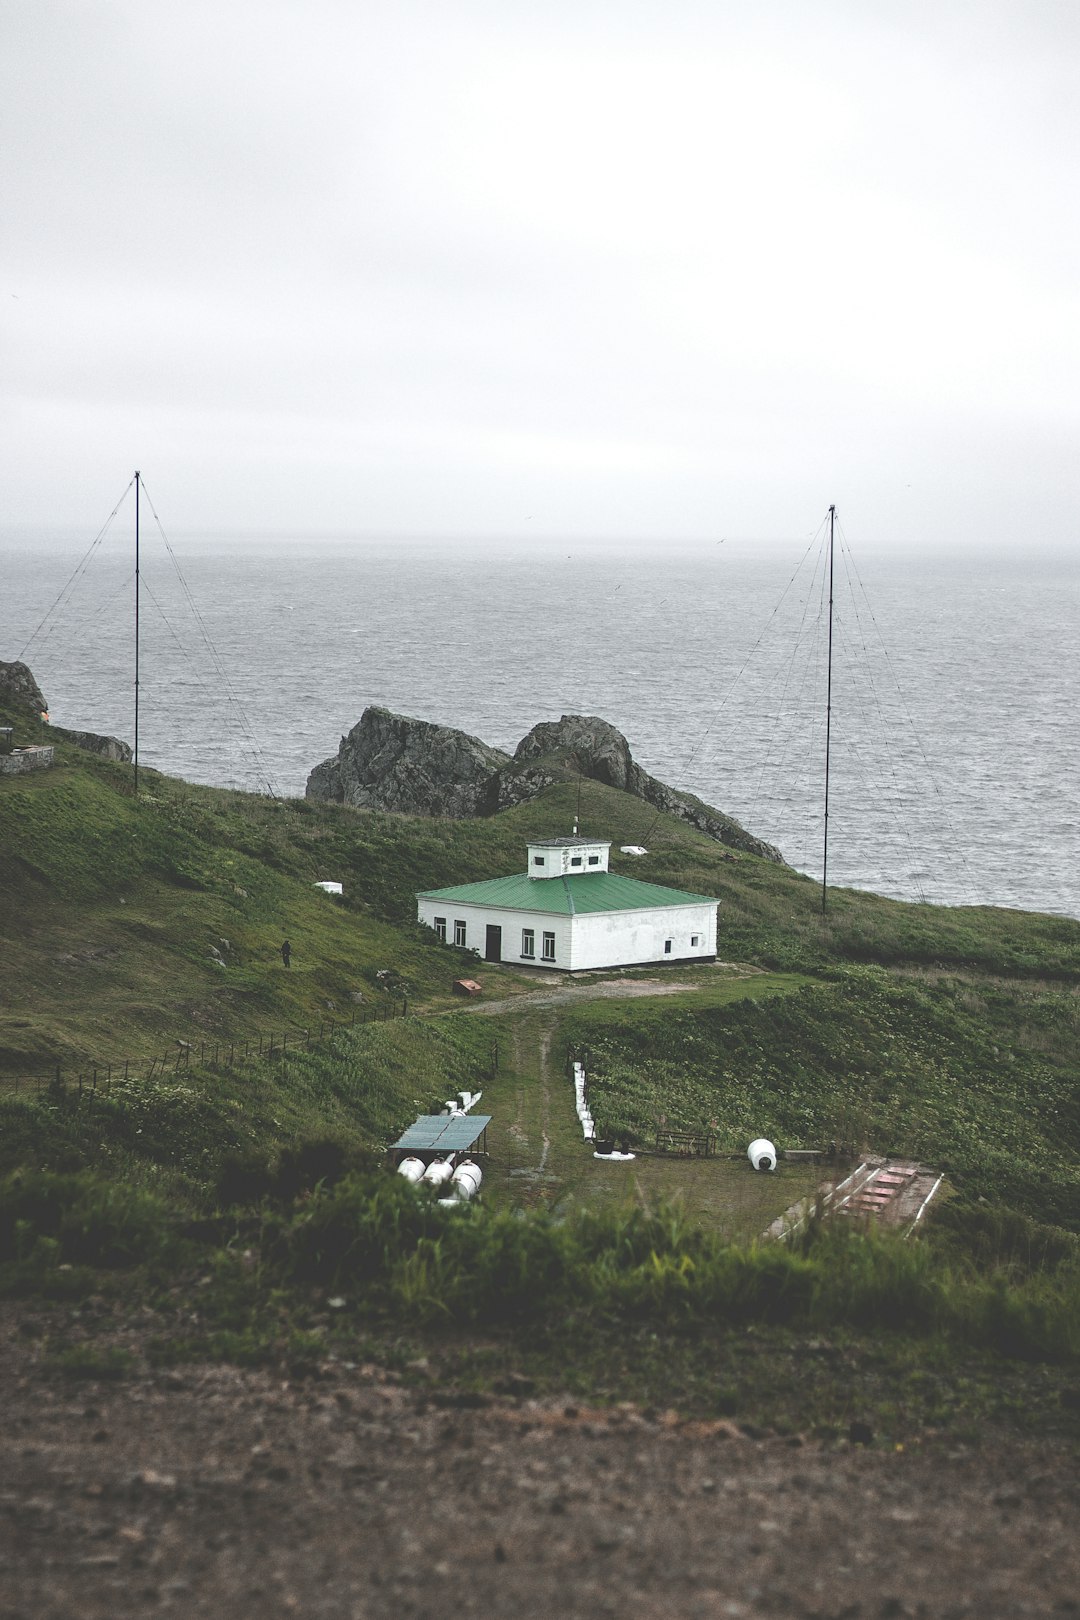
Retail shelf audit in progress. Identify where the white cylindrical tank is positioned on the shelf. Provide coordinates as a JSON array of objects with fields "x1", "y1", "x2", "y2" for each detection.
[
  {"x1": 451, "y1": 1161, "x2": 483, "y2": 1200},
  {"x1": 748, "y1": 1138, "x2": 777, "y2": 1172},
  {"x1": 397, "y1": 1157, "x2": 425, "y2": 1182},
  {"x1": 422, "y1": 1159, "x2": 454, "y2": 1186}
]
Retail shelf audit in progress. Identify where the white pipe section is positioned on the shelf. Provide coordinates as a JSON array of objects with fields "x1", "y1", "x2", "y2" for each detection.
[
  {"x1": 451, "y1": 1162, "x2": 483, "y2": 1201},
  {"x1": 905, "y1": 1173, "x2": 945, "y2": 1238},
  {"x1": 748, "y1": 1138, "x2": 777, "y2": 1172}
]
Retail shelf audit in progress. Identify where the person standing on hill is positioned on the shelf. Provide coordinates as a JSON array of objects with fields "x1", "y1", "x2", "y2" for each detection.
[{"x1": 281, "y1": 939, "x2": 292, "y2": 968}]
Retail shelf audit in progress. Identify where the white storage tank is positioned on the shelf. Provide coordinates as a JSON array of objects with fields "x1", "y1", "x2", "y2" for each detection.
[
  {"x1": 450, "y1": 1161, "x2": 483, "y2": 1201},
  {"x1": 422, "y1": 1159, "x2": 455, "y2": 1186},
  {"x1": 397, "y1": 1157, "x2": 425, "y2": 1182}
]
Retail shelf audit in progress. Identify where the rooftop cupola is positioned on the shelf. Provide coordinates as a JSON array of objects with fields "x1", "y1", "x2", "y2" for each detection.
[{"x1": 526, "y1": 836, "x2": 611, "y2": 878}]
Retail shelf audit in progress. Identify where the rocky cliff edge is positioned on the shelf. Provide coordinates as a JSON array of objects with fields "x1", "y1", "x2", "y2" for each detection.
[
  {"x1": 0, "y1": 661, "x2": 132, "y2": 762},
  {"x1": 306, "y1": 707, "x2": 783, "y2": 861}
]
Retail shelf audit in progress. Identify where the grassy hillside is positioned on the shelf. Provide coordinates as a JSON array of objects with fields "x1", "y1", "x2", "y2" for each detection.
[
  {"x1": 2, "y1": 739, "x2": 1079, "y2": 1227},
  {"x1": 562, "y1": 973, "x2": 1080, "y2": 1229},
  {"x1": 0, "y1": 756, "x2": 525, "y2": 1072},
  {"x1": 2, "y1": 739, "x2": 1079, "y2": 1437}
]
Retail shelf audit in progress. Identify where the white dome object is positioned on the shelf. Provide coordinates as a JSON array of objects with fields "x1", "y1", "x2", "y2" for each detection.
[
  {"x1": 748, "y1": 1138, "x2": 777, "y2": 1172},
  {"x1": 397, "y1": 1157, "x2": 425, "y2": 1182}
]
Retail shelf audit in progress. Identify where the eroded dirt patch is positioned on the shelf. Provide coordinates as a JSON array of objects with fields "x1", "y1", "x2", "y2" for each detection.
[{"x1": 1, "y1": 1318, "x2": 1077, "y2": 1619}]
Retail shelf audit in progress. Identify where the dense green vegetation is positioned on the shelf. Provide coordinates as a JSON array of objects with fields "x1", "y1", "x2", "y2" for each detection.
[
  {"x1": 1, "y1": 1162, "x2": 1076, "y2": 1440},
  {"x1": 2, "y1": 725, "x2": 1079, "y2": 1437}
]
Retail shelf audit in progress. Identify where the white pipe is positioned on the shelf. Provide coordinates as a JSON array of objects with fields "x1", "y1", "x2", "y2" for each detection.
[{"x1": 905, "y1": 1173, "x2": 944, "y2": 1237}]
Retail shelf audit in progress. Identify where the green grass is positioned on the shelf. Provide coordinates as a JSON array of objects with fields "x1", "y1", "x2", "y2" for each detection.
[
  {"x1": 0, "y1": 1014, "x2": 500, "y2": 1204},
  {"x1": 0, "y1": 758, "x2": 529, "y2": 1073},
  {"x1": 558, "y1": 969, "x2": 1080, "y2": 1229},
  {"x1": 3, "y1": 716, "x2": 1080, "y2": 1437},
  {"x1": 461, "y1": 998, "x2": 823, "y2": 1239}
]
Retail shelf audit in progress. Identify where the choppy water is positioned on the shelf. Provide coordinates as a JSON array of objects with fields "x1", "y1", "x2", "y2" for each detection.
[{"x1": 3, "y1": 531, "x2": 1078, "y2": 918}]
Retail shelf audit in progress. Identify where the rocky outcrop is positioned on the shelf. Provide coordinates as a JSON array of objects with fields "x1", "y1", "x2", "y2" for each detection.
[
  {"x1": 0, "y1": 661, "x2": 131, "y2": 759},
  {"x1": 498, "y1": 715, "x2": 783, "y2": 861},
  {"x1": 306, "y1": 706, "x2": 511, "y2": 817},
  {"x1": 307, "y1": 707, "x2": 783, "y2": 861},
  {"x1": 0, "y1": 660, "x2": 48, "y2": 716},
  {"x1": 49, "y1": 727, "x2": 132, "y2": 762}
]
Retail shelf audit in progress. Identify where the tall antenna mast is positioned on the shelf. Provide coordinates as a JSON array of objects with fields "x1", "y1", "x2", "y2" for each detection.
[
  {"x1": 134, "y1": 470, "x2": 141, "y2": 795},
  {"x1": 821, "y1": 503, "x2": 835, "y2": 915}
]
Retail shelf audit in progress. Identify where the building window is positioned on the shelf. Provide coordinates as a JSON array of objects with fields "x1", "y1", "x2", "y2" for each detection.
[
  {"x1": 533, "y1": 856, "x2": 545, "y2": 867},
  {"x1": 542, "y1": 931, "x2": 556, "y2": 962},
  {"x1": 434, "y1": 916, "x2": 447, "y2": 942},
  {"x1": 664, "y1": 939, "x2": 673, "y2": 954},
  {"x1": 588, "y1": 855, "x2": 600, "y2": 866},
  {"x1": 454, "y1": 919, "x2": 467, "y2": 947},
  {"x1": 570, "y1": 855, "x2": 582, "y2": 867},
  {"x1": 691, "y1": 933, "x2": 701, "y2": 947},
  {"x1": 521, "y1": 928, "x2": 535, "y2": 958}
]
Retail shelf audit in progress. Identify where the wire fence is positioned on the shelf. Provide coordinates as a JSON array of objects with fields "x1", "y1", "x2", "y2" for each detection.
[{"x1": 0, "y1": 997, "x2": 409, "y2": 1101}]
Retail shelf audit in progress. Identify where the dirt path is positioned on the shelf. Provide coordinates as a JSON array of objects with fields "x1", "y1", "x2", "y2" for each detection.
[
  {"x1": 500, "y1": 1015, "x2": 558, "y2": 1196},
  {"x1": 460, "y1": 976, "x2": 703, "y2": 1017},
  {"x1": 535, "y1": 1020, "x2": 553, "y2": 1174},
  {"x1": 2, "y1": 1333, "x2": 1076, "y2": 1619}
]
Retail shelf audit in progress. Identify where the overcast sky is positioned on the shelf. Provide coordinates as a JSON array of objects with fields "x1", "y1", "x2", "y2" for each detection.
[{"x1": 3, "y1": 0, "x2": 1078, "y2": 547}]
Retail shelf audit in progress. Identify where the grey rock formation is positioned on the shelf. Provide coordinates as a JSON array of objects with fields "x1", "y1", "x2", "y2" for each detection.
[
  {"x1": 0, "y1": 661, "x2": 131, "y2": 759},
  {"x1": 49, "y1": 727, "x2": 132, "y2": 762},
  {"x1": 500, "y1": 714, "x2": 783, "y2": 861},
  {"x1": 308, "y1": 706, "x2": 782, "y2": 861},
  {"x1": 306, "y1": 706, "x2": 510, "y2": 816},
  {"x1": 0, "y1": 660, "x2": 48, "y2": 716}
]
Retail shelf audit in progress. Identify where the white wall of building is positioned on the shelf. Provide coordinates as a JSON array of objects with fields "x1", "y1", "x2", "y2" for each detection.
[
  {"x1": 526, "y1": 840, "x2": 610, "y2": 876},
  {"x1": 417, "y1": 898, "x2": 574, "y2": 967},
  {"x1": 417, "y1": 896, "x2": 717, "y2": 971},
  {"x1": 565, "y1": 902, "x2": 717, "y2": 971}
]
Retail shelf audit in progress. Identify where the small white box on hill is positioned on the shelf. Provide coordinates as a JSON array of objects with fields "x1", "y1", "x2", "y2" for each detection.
[{"x1": 313, "y1": 881, "x2": 343, "y2": 895}]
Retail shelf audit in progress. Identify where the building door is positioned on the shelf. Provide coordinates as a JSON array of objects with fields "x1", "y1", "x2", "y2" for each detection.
[{"x1": 484, "y1": 924, "x2": 502, "y2": 962}]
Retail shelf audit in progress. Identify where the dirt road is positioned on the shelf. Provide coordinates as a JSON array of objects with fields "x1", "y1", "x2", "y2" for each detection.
[{"x1": 3, "y1": 1327, "x2": 1076, "y2": 1619}]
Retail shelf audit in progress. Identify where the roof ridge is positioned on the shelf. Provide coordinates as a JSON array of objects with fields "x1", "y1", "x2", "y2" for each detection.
[{"x1": 561, "y1": 875, "x2": 576, "y2": 915}]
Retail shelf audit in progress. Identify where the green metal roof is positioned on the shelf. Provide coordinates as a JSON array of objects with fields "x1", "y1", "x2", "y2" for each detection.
[
  {"x1": 417, "y1": 871, "x2": 717, "y2": 915},
  {"x1": 390, "y1": 1114, "x2": 492, "y2": 1153}
]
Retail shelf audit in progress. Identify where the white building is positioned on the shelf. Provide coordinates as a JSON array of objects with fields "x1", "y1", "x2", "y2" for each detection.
[{"x1": 416, "y1": 836, "x2": 719, "y2": 972}]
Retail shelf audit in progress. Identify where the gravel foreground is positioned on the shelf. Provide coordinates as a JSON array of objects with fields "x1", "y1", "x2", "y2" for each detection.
[{"x1": 3, "y1": 1324, "x2": 1078, "y2": 1620}]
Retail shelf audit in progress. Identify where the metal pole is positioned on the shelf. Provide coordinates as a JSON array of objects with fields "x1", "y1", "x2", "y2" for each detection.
[
  {"x1": 134, "y1": 470, "x2": 141, "y2": 796},
  {"x1": 822, "y1": 504, "x2": 835, "y2": 916}
]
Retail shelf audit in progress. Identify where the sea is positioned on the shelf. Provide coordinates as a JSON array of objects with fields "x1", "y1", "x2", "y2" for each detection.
[{"x1": 3, "y1": 531, "x2": 1078, "y2": 920}]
